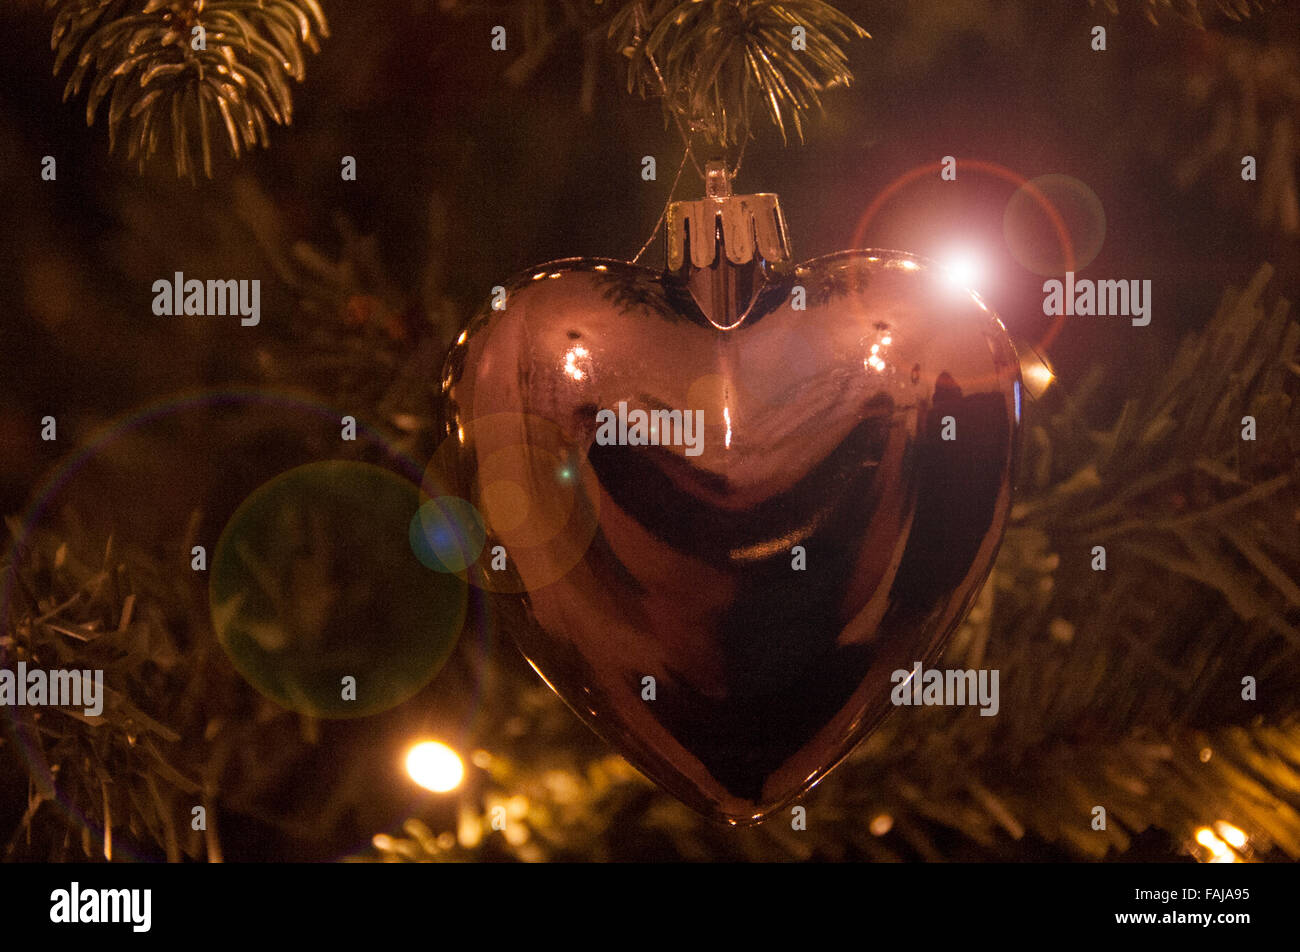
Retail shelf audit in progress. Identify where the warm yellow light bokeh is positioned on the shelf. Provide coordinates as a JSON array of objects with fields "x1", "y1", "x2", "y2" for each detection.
[{"x1": 406, "y1": 740, "x2": 465, "y2": 793}]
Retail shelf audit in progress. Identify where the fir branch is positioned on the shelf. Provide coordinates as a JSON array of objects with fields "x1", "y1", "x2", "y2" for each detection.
[
  {"x1": 608, "y1": 0, "x2": 869, "y2": 146},
  {"x1": 2, "y1": 520, "x2": 213, "y2": 860},
  {"x1": 1090, "y1": 0, "x2": 1279, "y2": 26},
  {"x1": 46, "y1": 0, "x2": 329, "y2": 179}
]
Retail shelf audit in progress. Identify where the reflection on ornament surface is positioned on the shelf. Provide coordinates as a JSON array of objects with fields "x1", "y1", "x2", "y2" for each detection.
[
  {"x1": 211, "y1": 461, "x2": 466, "y2": 718},
  {"x1": 439, "y1": 170, "x2": 1020, "y2": 825}
]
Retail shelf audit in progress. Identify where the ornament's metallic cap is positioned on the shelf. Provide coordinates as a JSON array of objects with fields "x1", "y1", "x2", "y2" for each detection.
[{"x1": 667, "y1": 161, "x2": 792, "y2": 271}]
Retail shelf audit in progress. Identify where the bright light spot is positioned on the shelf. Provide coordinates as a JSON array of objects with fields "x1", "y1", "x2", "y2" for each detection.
[
  {"x1": 1194, "y1": 827, "x2": 1231, "y2": 859},
  {"x1": 723, "y1": 406, "x2": 732, "y2": 449},
  {"x1": 898, "y1": 259, "x2": 919, "y2": 271},
  {"x1": 458, "y1": 805, "x2": 482, "y2": 848},
  {"x1": 563, "y1": 345, "x2": 590, "y2": 381},
  {"x1": 942, "y1": 253, "x2": 980, "y2": 288},
  {"x1": 406, "y1": 741, "x2": 464, "y2": 793},
  {"x1": 1024, "y1": 362, "x2": 1055, "y2": 393},
  {"x1": 456, "y1": 329, "x2": 468, "y2": 345},
  {"x1": 870, "y1": 344, "x2": 880, "y2": 354},
  {"x1": 1215, "y1": 821, "x2": 1247, "y2": 849},
  {"x1": 593, "y1": 264, "x2": 608, "y2": 272},
  {"x1": 881, "y1": 335, "x2": 892, "y2": 346},
  {"x1": 1019, "y1": 348, "x2": 1057, "y2": 399},
  {"x1": 547, "y1": 272, "x2": 562, "y2": 280},
  {"x1": 870, "y1": 813, "x2": 893, "y2": 836},
  {"x1": 1199, "y1": 746, "x2": 1213, "y2": 763}
]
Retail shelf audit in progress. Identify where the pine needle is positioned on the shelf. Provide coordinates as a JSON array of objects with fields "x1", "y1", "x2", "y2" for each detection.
[{"x1": 45, "y1": 0, "x2": 328, "y2": 180}]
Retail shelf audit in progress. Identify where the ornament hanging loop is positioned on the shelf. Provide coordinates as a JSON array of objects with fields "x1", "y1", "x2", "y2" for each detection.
[{"x1": 704, "y1": 159, "x2": 732, "y2": 200}]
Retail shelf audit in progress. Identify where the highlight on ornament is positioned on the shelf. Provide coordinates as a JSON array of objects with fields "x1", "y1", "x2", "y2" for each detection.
[
  {"x1": 1017, "y1": 345, "x2": 1057, "y2": 399},
  {"x1": 405, "y1": 740, "x2": 465, "y2": 793}
]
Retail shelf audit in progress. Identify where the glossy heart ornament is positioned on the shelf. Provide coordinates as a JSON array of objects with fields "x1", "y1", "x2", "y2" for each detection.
[{"x1": 436, "y1": 165, "x2": 1021, "y2": 824}]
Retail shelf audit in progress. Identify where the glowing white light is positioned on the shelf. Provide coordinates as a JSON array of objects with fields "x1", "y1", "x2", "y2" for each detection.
[
  {"x1": 723, "y1": 406, "x2": 732, "y2": 449},
  {"x1": 943, "y1": 253, "x2": 981, "y2": 288},
  {"x1": 1194, "y1": 827, "x2": 1233, "y2": 861},
  {"x1": 1194, "y1": 827, "x2": 1222, "y2": 850},
  {"x1": 563, "y1": 345, "x2": 589, "y2": 381},
  {"x1": 406, "y1": 741, "x2": 465, "y2": 793}
]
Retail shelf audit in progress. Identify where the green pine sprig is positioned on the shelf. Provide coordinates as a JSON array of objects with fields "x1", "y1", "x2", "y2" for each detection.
[
  {"x1": 1090, "y1": 0, "x2": 1278, "y2": 26},
  {"x1": 608, "y1": 0, "x2": 869, "y2": 147},
  {"x1": 47, "y1": 0, "x2": 329, "y2": 179}
]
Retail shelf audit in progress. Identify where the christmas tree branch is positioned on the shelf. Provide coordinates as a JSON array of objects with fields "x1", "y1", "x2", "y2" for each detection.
[
  {"x1": 608, "y1": 0, "x2": 869, "y2": 146},
  {"x1": 45, "y1": 0, "x2": 328, "y2": 179},
  {"x1": 1090, "y1": 0, "x2": 1280, "y2": 26}
]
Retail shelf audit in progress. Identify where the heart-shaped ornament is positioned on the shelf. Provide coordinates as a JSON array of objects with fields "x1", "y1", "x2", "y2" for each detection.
[{"x1": 435, "y1": 166, "x2": 1020, "y2": 824}]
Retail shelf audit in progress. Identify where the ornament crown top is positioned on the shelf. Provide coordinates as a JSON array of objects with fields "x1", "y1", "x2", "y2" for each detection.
[{"x1": 666, "y1": 161, "x2": 792, "y2": 272}]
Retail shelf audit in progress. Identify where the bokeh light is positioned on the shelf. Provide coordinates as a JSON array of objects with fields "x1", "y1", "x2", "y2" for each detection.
[
  {"x1": 409, "y1": 496, "x2": 487, "y2": 573},
  {"x1": 405, "y1": 740, "x2": 465, "y2": 793},
  {"x1": 211, "y1": 461, "x2": 466, "y2": 718},
  {"x1": 1003, "y1": 173, "x2": 1106, "y2": 276}
]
